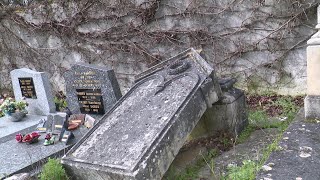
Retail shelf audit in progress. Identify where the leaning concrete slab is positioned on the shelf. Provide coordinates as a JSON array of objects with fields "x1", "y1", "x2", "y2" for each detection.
[{"x1": 61, "y1": 48, "x2": 221, "y2": 179}]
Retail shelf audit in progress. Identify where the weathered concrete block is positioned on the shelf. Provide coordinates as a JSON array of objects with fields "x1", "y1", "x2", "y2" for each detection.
[
  {"x1": 304, "y1": 95, "x2": 320, "y2": 120},
  {"x1": 10, "y1": 68, "x2": 56, "y2": 115},
  {"x1": 61, "y1": 48, "x2": 221, "y2": 179},
  {"x1": 189, "y1": 78, "x2": 248, "y2": 139},
  {"x1": 205, "y1": 88, "x2": 247, "y2": 137}
]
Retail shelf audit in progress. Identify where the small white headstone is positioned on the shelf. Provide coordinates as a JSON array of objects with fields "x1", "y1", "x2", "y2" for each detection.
[{"x1": 10, "y1": 68, "x2": 56, "y2": 115}]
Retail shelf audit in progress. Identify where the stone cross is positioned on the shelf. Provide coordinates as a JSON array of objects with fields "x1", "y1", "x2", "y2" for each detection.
[
  {"x1": 61, "y1": 48, "x2": 221, "y2": 179},
  {"x1": 10, "y1": 68, "x2": 56, "y2": 115}
]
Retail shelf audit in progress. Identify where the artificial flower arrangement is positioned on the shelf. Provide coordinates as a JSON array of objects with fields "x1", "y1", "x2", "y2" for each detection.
[
  {"x1": 16, "y1": 132, "x2": 41, "y2": 144},
  {"x1": 0, "y1": 98, "x2": 28, "y2": 115}
]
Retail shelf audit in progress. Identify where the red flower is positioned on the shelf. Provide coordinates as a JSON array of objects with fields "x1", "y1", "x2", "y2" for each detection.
[
  {"x1": 22, "y1": 134, "x2": 32, "y2": 143},
  {"x1": 15, "y1": 134, "x2": 23, "y2": 142},
  {"x1": 21, "y1": 132, "x2": 41, "y2": 143},
  {"x1": 31, "y1": 132, "x2": 40, "y2": 138},
  {"x1": 45, "y1": 133, "x2": 51, "y2": 140}
]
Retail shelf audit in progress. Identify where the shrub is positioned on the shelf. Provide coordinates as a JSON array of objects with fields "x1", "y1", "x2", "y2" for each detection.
[
  {"x1": 40, "y1": 158, "x2": 68, "y2": 180},
  {"x1": 54, "y1": 97, "x2": 67, "y2": 112}
]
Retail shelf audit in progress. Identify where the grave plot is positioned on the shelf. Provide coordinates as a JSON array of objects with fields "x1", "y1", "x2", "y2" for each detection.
[
  {"x1": 64, "y1": 63, "x2": 122, "y2": 115},
  {"x1": 0, "y1": 125, "x2": 88, "y2": 178},
  {"x1": 62, "y1": 48, "x2": 221, "y2": 179}
]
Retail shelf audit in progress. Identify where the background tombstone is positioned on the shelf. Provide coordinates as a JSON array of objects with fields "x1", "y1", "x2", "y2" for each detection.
[
  {"x1": 64, "y1": 63, "x2": 122, "y2": 115},
  {"x1": 305, "y1": 5, "x2": 320, "y2": 120},
  {"x1": 10, "y1": 68, "x2": 56, "y2": 115}
]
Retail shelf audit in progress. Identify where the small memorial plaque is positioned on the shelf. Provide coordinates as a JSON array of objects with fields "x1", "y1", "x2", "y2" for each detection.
[
  {"x1": 18, "y1": 77, "x2": 37, "y2": 99},
  {"x1": 76, "y1": 89, "x2": 105, "y2": 114}
]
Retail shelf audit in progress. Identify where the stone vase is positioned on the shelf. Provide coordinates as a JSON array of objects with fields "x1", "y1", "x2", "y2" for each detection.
[{"x1": 6, "y1": 111, "x2": 27, "y2": 122}]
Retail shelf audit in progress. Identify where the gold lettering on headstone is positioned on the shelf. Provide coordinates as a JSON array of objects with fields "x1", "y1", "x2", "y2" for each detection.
[
  {"x1": 76, "y1": 89, "x2": 105, "y2": 114},
  {"x1": 18, "y1": 77, "x2": 37, "y2": 99},
  {"x1": 72, "y1": 71, "x2": 101, "y2": 88}
]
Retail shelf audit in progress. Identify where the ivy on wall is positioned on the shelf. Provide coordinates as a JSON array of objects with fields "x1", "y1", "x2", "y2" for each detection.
[{"x1": 0, "y1": 0, "x2": 318, "y2": 94}]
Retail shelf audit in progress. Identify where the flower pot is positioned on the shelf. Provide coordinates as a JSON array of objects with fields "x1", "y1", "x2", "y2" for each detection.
[{"x1": 6, "y1": 111, "x2": 27, "y2": 122}]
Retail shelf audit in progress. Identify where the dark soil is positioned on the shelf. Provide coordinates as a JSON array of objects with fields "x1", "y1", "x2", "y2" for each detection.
[
  {"x1": 246, "y1": 94, "x2": 304, "y2": 116},
  {"x1": 182, "y1": 132, "x2": 234, "y2": 155}
]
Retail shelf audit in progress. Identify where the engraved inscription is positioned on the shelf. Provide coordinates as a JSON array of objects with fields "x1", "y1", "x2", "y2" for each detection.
[
  {"x1": 18, "y1": 77, "x2": 37, "y2": 99},
  {"x1": 72, "y1": 71, "x2": 100, "y2": 88},
  {"x1": 76, "y1": 89, "x2": 105, "y2": 114}
]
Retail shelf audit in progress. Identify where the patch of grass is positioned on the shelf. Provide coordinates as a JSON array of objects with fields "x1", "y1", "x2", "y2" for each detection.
[
  {"x1": 166, "y1": 149, "x2": 219, "y2": 180},
  {"x1": 273, "y1": 96, "x2": 298, "y2": 115},
  {"x1": 168, "y1": 95, "x2": 301, "y2": 180},
  {"x1": 222, "y1": 95, "x2": 302, "y2": 179},
  {"x1": 249, "y1": 110, "x2": 268, "y2": 127},
  {"x1": 223, "y1": 96, "x2": 300, "y2": 180},
  {"x1": 237, "y1": 110, "x2": 281, "y2": 144},
  {"x1": 40, "y1": 158, "x2": 69, "y2": 180},
  {"x1": 237, "y1": 125, "x2": 255, "y2": 144},
  {"x1": 223, "y1": 134, "x2": 283, "y2": 180},
  {"x1": 223, "y1": 160, "x2": 258, "y2": 180}
]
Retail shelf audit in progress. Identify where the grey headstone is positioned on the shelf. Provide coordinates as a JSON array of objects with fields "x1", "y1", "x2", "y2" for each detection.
[
  {"x1": 10, "y1": 68, "x2": 56, "y2": 115},
  {"x1": 64, "y1": 63, "x2": 122, "y2": 115},
  {"x1": 61, "y1": 48, "x2": 221, "y2": 179}
]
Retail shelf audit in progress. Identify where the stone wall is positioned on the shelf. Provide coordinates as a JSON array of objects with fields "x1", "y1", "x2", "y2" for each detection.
[{"x1": 0, "y1": 0, "x2": 318, "y2": 95}]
